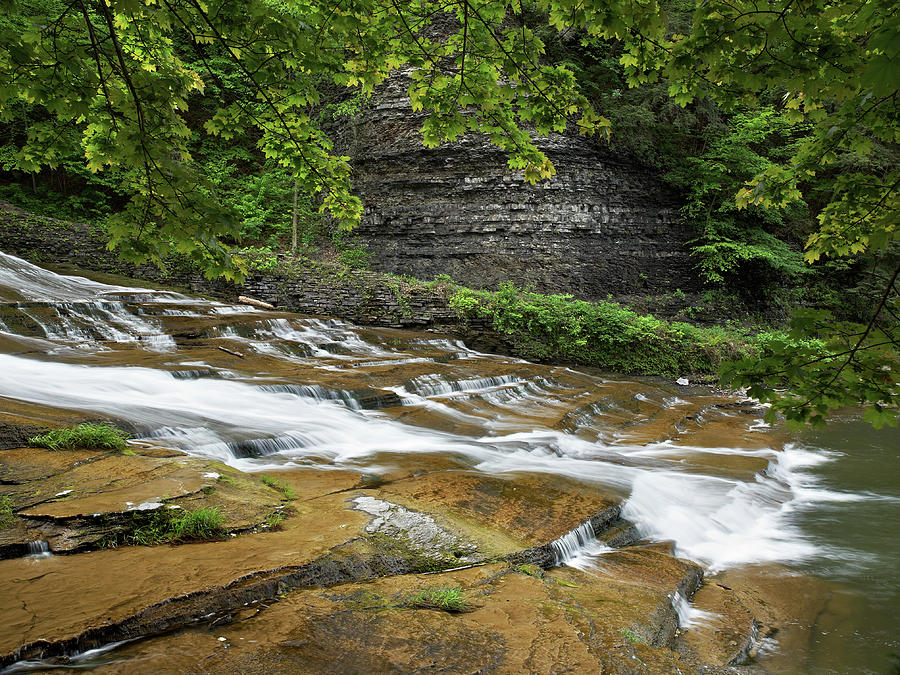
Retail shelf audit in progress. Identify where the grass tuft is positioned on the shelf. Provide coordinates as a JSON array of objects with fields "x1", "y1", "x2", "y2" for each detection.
[
  {"x1": 621, "y1": 628, "x2": 646, "y2": 645},
  {"x1": 260, "y1": 475, "x2": 297, "y2": 499},
  {"x1": 0, "y1": 495, "x2": 14, "y2": 528},
  {"x1": 28, "y1": 423, "x2": 129, "y2": 451},
  {"x1": 263, "y1": 511, "x2": 286, "y2": 530},
  {"x1": 407, "y1": 587, "x2": 471, "y2": 613},
  {"x1": 126, "y1": 506, "x2": 225, "y2": 546},
  {"x1": 171, "y1": 506, "x2": 225, "y2": 540}
]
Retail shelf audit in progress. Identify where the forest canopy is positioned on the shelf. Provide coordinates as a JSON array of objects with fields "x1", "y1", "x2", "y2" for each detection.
[{"x1": 0, "y1": 0, "x2": 897, "y2": 425}]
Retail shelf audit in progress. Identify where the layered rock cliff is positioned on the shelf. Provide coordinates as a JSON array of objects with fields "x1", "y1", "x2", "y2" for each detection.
[{"x1": 340, "y1": 74, "x2": 699, "y2": 300}]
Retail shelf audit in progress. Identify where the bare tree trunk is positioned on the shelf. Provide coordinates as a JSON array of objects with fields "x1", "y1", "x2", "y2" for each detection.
[{"x1": 291, "y1": 179, "x2": 299, "y2": 254}]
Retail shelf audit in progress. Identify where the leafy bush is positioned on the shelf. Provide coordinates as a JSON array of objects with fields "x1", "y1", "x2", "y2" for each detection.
[
  {"x1": 666, "y1": 108, "x2": 811, "y2": 287},
  {"x1": 28, "y1": 423, "x2": 129, "y2": 451},
  {"x1": 337, "y1": 247, "x2": 371, "y2": 269},
  {"x1": 238, "y1": 245, "x2": 279, "y2": 273},
  {"x1": 451, "y1": 282, "x2": 749, "y2": 376}
]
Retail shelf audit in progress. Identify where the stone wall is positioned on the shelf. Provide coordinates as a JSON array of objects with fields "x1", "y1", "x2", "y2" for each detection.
[
  {"x1": 340, "y1": 73, "x2": 699, "y2": 300},
  {"x1": 0, "y1": 202, "x2": 472, "y2": 334}
]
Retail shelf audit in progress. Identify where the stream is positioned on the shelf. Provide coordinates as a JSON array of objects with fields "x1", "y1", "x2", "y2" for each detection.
[{"x1": 0, "y1": 251, "x2": 896, "y2": 673}]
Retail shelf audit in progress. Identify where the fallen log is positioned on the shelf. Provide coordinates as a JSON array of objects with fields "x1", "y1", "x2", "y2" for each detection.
[
  {"x1": 217, "y1": 346, "x2": 244, "y2": 358},
  {"x1": 237, "y1": 295, "x2": 275, "y2": 310}
]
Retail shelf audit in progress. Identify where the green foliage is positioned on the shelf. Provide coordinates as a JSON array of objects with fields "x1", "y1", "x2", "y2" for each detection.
[
  {"x1": 238, "y1": 245, "x2": 279, "y2": 273},
  {"x1": 28, "y1": 423, "x2": 129, "y2": 451},
  {"x1": 721, "y1": 309, "x2": 899, "y2": 428},
  {"x1": 666, "y1": 108, "x2": 811, "y2": 285},
  {"x1": 407, "y1": 587, "x2": 470, "y2": 612},
  {"x1": 337, "y1": 246, "x2": 372, "y2": 270},
  {"x1": 260, "y1": 475, "x2": 297, "y2": 500},
  {"x1": 452, "y1": 282, "x2": 747, "y2": 376},
  {"x1": 0, "y1": 0, "x2": 608, "y2": 276}
]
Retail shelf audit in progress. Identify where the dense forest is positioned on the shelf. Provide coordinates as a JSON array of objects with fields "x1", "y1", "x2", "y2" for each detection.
[{"x1": 0, "y1": 0, "x2": 897, "y2": 425}]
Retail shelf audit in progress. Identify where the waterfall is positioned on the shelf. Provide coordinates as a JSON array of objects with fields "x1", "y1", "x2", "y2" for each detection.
[
  {"x1": 26, "y1": 541, "x2": 51, "y2": 558},
  {"x1": 550, "y1": 521, "x2": 613, "y2": 569}
]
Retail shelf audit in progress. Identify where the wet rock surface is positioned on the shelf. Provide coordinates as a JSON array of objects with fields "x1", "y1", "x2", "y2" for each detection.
[
  {"x1": 0, "y1": 438, "x2": 287, "y2": 557},
  {"x1": 0, "y1": 442, "x2": 810, "y2": 674}
]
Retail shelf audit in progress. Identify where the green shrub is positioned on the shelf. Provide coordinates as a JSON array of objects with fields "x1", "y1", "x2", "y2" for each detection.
[
  {"x1": 451, "y1": 282, "x2": 750, "y2": 376},
  {"x1": 337, "y1": 247, "x2": 371, "y2": 269},
  {"x1": 28, "y1": 423, "x2": 129, "y2": 451},
  {"x1": 238, "y1": 245, "x2": 279, "y2": 273}
]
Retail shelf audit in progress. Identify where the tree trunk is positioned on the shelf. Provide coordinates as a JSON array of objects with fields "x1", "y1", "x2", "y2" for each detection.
[{"x1": 291, "y1": 179, "x2": 299, "y2": 253}]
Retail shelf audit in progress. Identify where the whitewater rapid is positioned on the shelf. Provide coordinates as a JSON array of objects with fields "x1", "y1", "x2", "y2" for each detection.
[{"x1": 0, "y1": 251, "x2": 870, "y2": 574}]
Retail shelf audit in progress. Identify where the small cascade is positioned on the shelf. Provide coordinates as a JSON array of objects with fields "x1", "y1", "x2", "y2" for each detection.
[
  {"x1": 405, "y1": 373, "x2": 522, "y2": 397},
  {"x1": 259, "y1": 383, "x2": 364, "y2": 410},
  {"x1": 550, "y1": 520, "x2": 612, "y2": 569},
  {"x1": 26, "y1": 540, "x2": 52, "y2": 558},
  {"x1": 226, "y1": 432, "x2": 315, "y2": 458},
  {"x1": 672, "y1": 590, "x2": 716, "y2": 629}
]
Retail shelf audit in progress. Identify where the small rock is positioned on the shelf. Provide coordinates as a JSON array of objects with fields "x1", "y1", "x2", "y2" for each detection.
[
  {"x1": 676, "y1": 377, "x2": 689, "y2": 386},
  {"x1": 132, "y1": 501, "x2": 163, "y2": 511}
]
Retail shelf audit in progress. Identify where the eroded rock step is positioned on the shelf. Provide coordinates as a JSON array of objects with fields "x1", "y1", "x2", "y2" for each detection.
[
  {"x1": 0, "y1": 442, "x2": 287, "y2": 558},
  {"x1": 0, "y1": 447, "x2": 771, "y2": 674}
]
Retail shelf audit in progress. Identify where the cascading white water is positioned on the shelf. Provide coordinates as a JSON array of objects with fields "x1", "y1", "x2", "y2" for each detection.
[
  {"x1": 0, "y1": 251, "x2": 184, "y2": 303},
  {"x1": 0, "y1": 250, "x2": 872, "y2": 577},
  {"x1": 25, "y1": 541, "x2": 51, "y2": 559},
  {"x1": 549, "y1": 521, "x2": 613, "y2": 570},
  {"x1": 672, "y1": 590, "x2": 716, "y2": 629}
]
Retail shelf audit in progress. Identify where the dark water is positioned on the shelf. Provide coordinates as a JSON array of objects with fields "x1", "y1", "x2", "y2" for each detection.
[{"x1": 790, "y1": 419, "x2": 899, "y2": 674}]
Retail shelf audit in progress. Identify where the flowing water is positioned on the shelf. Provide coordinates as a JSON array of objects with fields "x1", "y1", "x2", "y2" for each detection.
[{"x1": 0, "y1": 251, "x2": 896, "y2": 673}]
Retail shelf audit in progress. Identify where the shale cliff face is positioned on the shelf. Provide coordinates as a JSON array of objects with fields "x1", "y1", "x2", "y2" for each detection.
[{"x1": 341, "y1": 74, "x2": 699, "y2": 300}]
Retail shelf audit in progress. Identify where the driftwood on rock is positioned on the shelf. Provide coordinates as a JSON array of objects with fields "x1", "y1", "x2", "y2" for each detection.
[
  {"x1": 238, "y1": 295, "x2": 275, "y2": 310},
  {"x1": 217, "y1": 346, "x2": 245, "y2": 358}
]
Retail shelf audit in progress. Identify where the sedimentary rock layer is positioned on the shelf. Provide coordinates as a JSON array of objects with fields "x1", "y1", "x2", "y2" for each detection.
[{"x1": 341, "y1": 73, "x2": 698, "y2": 299}]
